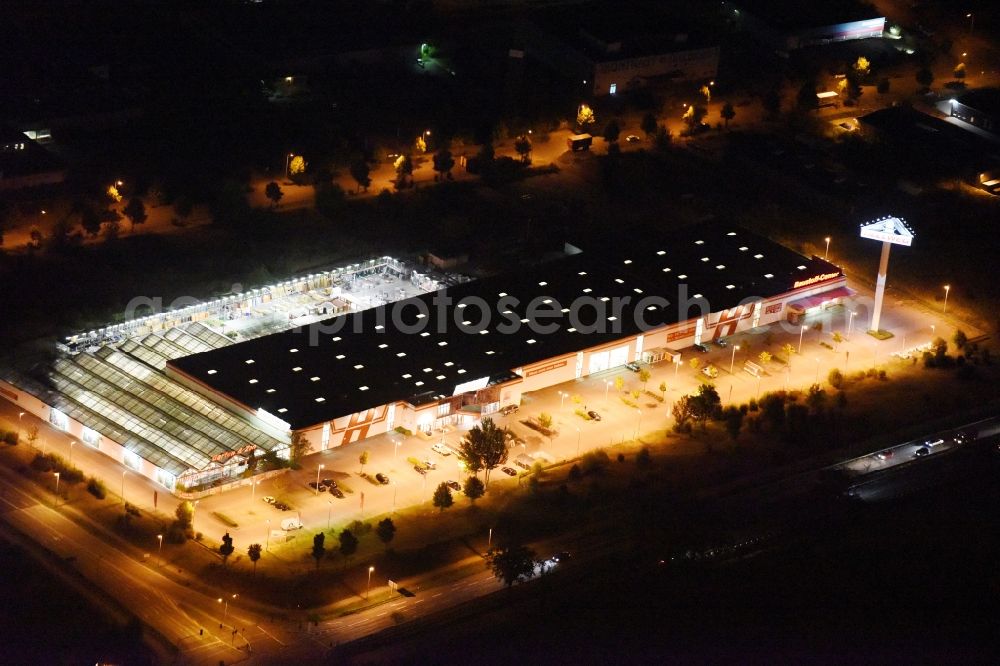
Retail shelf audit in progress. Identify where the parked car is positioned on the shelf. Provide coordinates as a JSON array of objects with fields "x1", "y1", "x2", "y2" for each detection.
[
  {"x1": 414, "y1": 465, "x2": 428, "y2": 475},
  {"x1": 552, "y1": 551, "x2": 572, "y2": 562},
  {"x1": 693, "y1": 343, "x2": 710, "y2": 353},
  {"x1": 913, "y1": 446, "x2": 930, "y2": 458},
  {"x1": 262, "y1": 496, "x2": 276, "y2": 504},
  {"x1": 330, "y1": 487, "x2": 345, "y2": 498},
  {"x1": 587, "y1": 410, "x2": 602, "y2": 421},
  {"x1": 308, "y1": 481, "x2": 320, "y2": 489},
  {"x1": 446, "y1": 480, "x2": 461, "y2": 491},
  {"x1": 431, "y1": 443, "x2": 451, "y2": 456},
  {"x1": 715, "y1": 338, "x2": 728, "y2": 348},
  {"x1": 321, "y1": 478, "x2": 335, "y2": 487},
  {"x1": 625, "y1": 135, "x2": 640, "y2": 143},
  {"x1": 501, "y1": 466, "x2": 517, "y2": 476},
  {"x1": 625, "y1": 361, "x2": 641, "y2": 372},
  {"x1": 500, "y1": 404, "x2": 519, "y2": 416},
  {"x1": 274, "y1": 502, "x2": 290, "y2": 511},
  {"x1": 422, "y1": 460, "x2": 437, "y2": 470},
  {"x1": 375, "y1": 473, "x2": 390, "y2": 484},
  {"x1": 701, "y1": 365, "x2": 719, "y2": 379}
]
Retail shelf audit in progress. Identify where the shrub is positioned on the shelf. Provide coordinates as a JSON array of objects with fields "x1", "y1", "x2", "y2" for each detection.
[
  {"x1": 617, "y1": 453, "x2": 625, "y2": 463},
  {"x1": 394, "y1": 426, "x2": 413, "y2": 436},
  {"x1": 1, "y1": 430, "x2": 18, "y2": 445},
  {"x1": 828, "y1": 368, "x2": 844, "y2": 389},
  {"x1": 349, "y1": 520, "x2": 372, "y2": 535},
  {"x1": 877, "y1": 370, "x2": 887, "y2": 381},
  {"x1": 574, "y1": 408, "x2": 591, "y2": 421},
  {"x1": 86, "y1": 477, "x2": 107, "y2": 499},
  {"x1": 581, "y1": 449, "x2": 610, "y2": 474},
  {"x1": 212, "y1": 511, "x2": 239, "y2": 528},
  {"x1": 568, "y1": 464, "x2": 582, "y2": 480},
  {"x1": 635, "y1": 447, "x2": 652, "y2": 469}
]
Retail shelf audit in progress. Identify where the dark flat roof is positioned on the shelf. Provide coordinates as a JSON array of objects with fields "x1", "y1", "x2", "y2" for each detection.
[
  {"x1": 956, "y1": 88, "x2": 1000, "y2": 116},
  {"x1": 169, "y1": 223, "x2": 839, "y2": 430},
  {"x1": 730, "y1": 0, "x2": 881, "y2": 32}
]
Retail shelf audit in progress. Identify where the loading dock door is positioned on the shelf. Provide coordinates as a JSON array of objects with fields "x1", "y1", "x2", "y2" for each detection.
[
  {"x1": 609, "y1": 345, "x2": 629, "y2": 368},
  {"x1": 588, "y1": 351, "x2": 609, "y2": 374}
]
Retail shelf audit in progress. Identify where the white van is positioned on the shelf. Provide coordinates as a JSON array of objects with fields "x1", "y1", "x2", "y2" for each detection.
[{"x1": 281, "y1": 518, "x2": 303, "y2": 531}]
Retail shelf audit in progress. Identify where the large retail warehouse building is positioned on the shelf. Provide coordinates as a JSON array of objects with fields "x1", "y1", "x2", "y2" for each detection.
[{"x1": 169, "y1": 224, "x2": 849, "y2": 454}]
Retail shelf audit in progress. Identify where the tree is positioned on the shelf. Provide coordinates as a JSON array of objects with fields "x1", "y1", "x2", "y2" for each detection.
[
  {"x1": 659, "y1": 381, "x2": 667, "y2": 398},
  {"x1": 700, "y1": 84, "x2": 712, "y2": 104},
  {"x1": 394, "y1": 154, "x2": 413, "y2": 186},
  {"x1": 264, "y1": 181, "x2": 283, "y2": 208},
  {"x1": 638, "y1": 368, "x2": 651, "y2": 389},
  {"x1": 26, "y1": 425, "x2": 39, "y2": 449},
  {"x1": 640, "y1": 112, "x2": 657, "y2": 138},
  {"x1": 537, "y1": 412, "x2": 553, "y2": 429},
  {"x1": 487, "y1": 544, "x2": 537, "y2": 588},
  {"x1": 953, "y1": 329, "x2": 968, "y2": 351},
  {"x1": 463, "y1": 476, "x2": 485, "y2": 503},
  {"x1": 376, "y1": 518, "x2": 396, "y2": 550},
  {"x1": 689, "y1": 358, "x2": 701, "y2": 371},
  {"x1": 614, "y1": 375, "x2": 625, "y2": 392},
  {"x1": 722, "y1": 406, "x2": 743, "y2": 441},
  {"x1": 175, "y1": 500, "x2": 194, "y2": 527},
  {"x1": 359, "y1": 450, "x2": 370, "y2": 474},
  {"x1": 797, "y1": 81, "x2": 818, "y2": 110},
  {"x1": 432, "y1": 148, "x2": 456, "y2": 178},
  {"x1": 635, "y1": 446, "x2": 652, "y2": 469},
  {"x1": 289, "y1": 432, "x2": 312, "y2": 463},
  {"x1": 877, "y1": 78, "x2": 890, "y2": 94},
  {"x1": 759, "y1": 351, "x2": 772, "y2": 365},
  {"x1": 289, "y1": 155, "x2": 307, "y2": 179},
  {"x1": 689, "y1": 384, "x2": 721, "y2": 428},
  {"x1": 576, "y1": 104, "x2": 596, "y2": 130},
  {"x1": 672, "y1": 395, "x2": 694, "y2": 429},
  {"x1": 433, "y1": 482, "x2": 454, "y2": 511},
  {"x1": 682, "y1": 105, "x2": 707, "y2": 133},
  {"x1": 954, "y1": 63, "x2": 966, "y2": 80},
  {"x1": 831, "y1": 332, "x2": 844, "y2": 348},
  {"x1": 602, "y1": 119, "x2": 621, "y2": 143},
  {"x1": 248, "y1": 543, "x2": 262, "y2": 576},
  {"x1": 806, "y1": 384, "x2": 827, "y2": 413},
  {"x1": 763, "y1": 89, "x2": 781, "y2": 120},
  {"x1": 349, "y1": 160, "x2": 372, "y2": 192},
  {"x1": 828, "y1": 368, "x2": 845, "y2": 389},
  {"x1": 513, "y1": 136, "x2": 532, "y2": 164},
  {"x1": 79, "y1": 203, "x2": 102, "y2": 237},
  {"x1": 782, "y1": 343, "x2": 796, "y2": 363},
  {"x1": 219, "y1": 532, "x2": 235, "y2": 566},
  {"x1": 916, "y1": 67, "x2": 934, "y2": 90},
  {"x1": 122, "y1": 197, "x2": 147, "y2": 233},
  {"x1": 311, "y1": 532, "x2": 326, "y2": 570},
  {"x1": 339, "y1": 529, "x2": 358, "y2": 566},
  {"x1": 853, "y1": 56, "x2": 871, "y2": 78},
  {"x1": 415, "y1": 134, "x2": 427, "y2": 154},
  {"x1": 720, "y1": 102, "x2": 735, "y2": 129},
  {"x1": 459, "y1": 417, "x2": 509, "y2": 486}
]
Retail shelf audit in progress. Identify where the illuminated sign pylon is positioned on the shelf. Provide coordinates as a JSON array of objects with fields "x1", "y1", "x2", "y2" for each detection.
[{"x1": 859, "y1": 215, "x2": 914, "y2": 333}]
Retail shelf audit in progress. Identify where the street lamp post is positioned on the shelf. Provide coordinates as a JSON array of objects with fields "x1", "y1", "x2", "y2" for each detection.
[
  {"x1": 729, "y1": 344, "x2": 741, "y2": 374},
  {"x1": 121, "y1": 471, "x2": 127, "y2": 507},
  {"x1": 798, "y1": 325, "x2": 808, "y2": 354},
  {"x1": 967, "y1": 13, "x2": 974, "y2": 36},
  {"x1": 327, "y1": 500, "x2": 333, "y2": 530},
  {"x1": 392, "y1": 483, "x2": 397, "y2": 513},
  {"x1": 824, "y1": 237, "x2": 831, "y2": 261},
  {"x1": 559, "y1": 391, "x2": 567, "y2": 409},
  {"x1": 634, "y1": 408, "x2": 642, "y2": 441},
  {"x1": 847, "y1": 311, "x2": 857, "y2": 340},
  {"x1": 815, "y1": 358, "x2": 821, "y2": 384},
  {"x1": 604, "y1": 380, "x2": 611, "y2": 406},
  {"x1": 943, "y1": 285, "x2": 950, "y2": 314},
  {"x1": 367, "y1": 566, "x2": 375, "y2": 600},
  {"x1": 575, "y1": 427, "x2": 581, "y2": 457},
  {"x1": 53, "y1": 472, "x2": 60, "y2": 498},
  {"x1": 18, "y1": 412, "x2": 25, "y2": 441},
  {"x1": 315, "y1": 464, "x2": 324, "y2": 495},
  {"x1": 251, "y1": 479, "x2": 260, "y2": 507},
  {"x1": 284, "y1": 153, "x2": 294, "y2": 179},
  {"x1": 69, "y1": 440, "x2": 76, "y2": 466},
  {"x1": 488, "y1": 527, "x2": 493, "y2": 551},
  {"x1": 157, "y1": 534, "x2": 163, "y2": 567}
]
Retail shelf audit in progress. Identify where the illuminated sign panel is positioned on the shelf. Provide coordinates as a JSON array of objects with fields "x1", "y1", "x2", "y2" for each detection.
[
  {"x1": 859, "y1": 216, "x2": 914, "y2": 246},
  {"x1": 793, "y1": 272, "x2": 841, "y2": 289}
]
